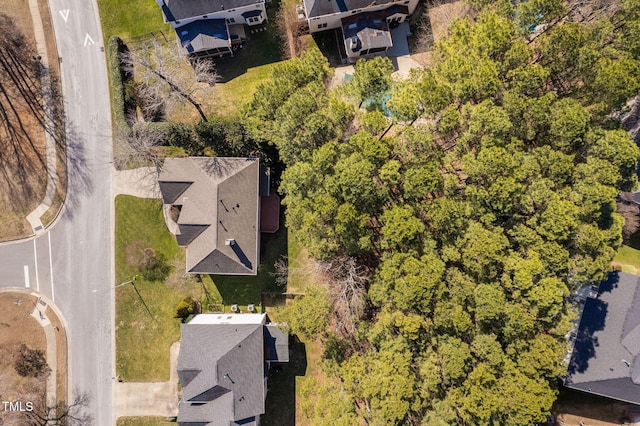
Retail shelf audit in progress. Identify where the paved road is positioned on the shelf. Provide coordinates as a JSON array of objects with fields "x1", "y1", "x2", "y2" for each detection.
[{"x1": 0, "y1": 0, "x2": 113, "y2": 424}]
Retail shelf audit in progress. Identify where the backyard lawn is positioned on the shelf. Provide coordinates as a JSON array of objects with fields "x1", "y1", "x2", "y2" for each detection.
[
  {"x1": 115, "y1": 195, "x2": 288, "y2": 381},
  {"x1": 612, "y1": 229, "x2": 640, "y2": 275}
]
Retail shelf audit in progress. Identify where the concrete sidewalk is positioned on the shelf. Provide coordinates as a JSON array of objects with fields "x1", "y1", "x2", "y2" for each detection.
[
  {"x1": 113, "y1": 167, "x2": 161, "y2": 198},
  {"x1": 26, "y1": 0, "x2": 59, "y2": 234},
  {"x1": 30, "y1": 298, "x2": 57, "y2": 408},
  {"x1": 113, "y1": 341, "x2": 180, "y2": 418}
]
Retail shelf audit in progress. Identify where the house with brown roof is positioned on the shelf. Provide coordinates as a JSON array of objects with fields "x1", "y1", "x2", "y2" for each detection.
[{"x1": 158, "y1": 157, "x2": 270, "y2": 275}]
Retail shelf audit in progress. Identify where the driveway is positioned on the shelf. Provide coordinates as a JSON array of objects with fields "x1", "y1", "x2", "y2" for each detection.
[{"x1": 113, "y1": 341, "x2": 180, "y2": 418}]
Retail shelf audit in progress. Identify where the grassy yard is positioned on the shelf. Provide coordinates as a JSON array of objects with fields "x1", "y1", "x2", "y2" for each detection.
[
  {"x1": 97, "y1": 0, "x2": 171, "y2": 41},
  {"x1": 115, "y1": 195, "x2": 288, "y2": 381},
  {"x1": 208, "y1": 63, "x2": 279, "y2": 118},
  {"x1": 612, "y1": 229, "x2": 640, "y2": 275}
]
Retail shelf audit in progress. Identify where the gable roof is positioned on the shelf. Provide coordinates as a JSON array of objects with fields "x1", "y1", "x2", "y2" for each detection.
[
  {"x1": 303, "y1": 0, "x2": 407, "y2": 18},
  {"x1": 177, "y1": 314, "x2": 267, "y2": 425},
  {"x1": 342, "y1": 11, "x2": 394, "y2": 54},
  {"x1": 178, "y1": 19, "x2": 231, "y2": 54},
  {"x1": 565, "y1": 272, "x2": 640, "y2": 404},
  {"x1": 159, "y1": 157, "x2": 260, "y2": 275},
  {"x1": 159, "y1": 0, "x2": 264, "y2": 22}
]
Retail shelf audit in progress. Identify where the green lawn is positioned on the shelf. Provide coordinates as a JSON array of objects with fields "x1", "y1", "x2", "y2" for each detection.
[
  {"x1": 115, "y1": 195, "x2": 288, "y2": 381},
  {"x1": 613, "y1": 244, "x2": 640, "y2": 271},
  {"x1": 209, "y1": 63, "x2": 279, "y2": 118},
  {"x1": 97, "y1": 0, "x2": 171, "y2": 41},
  {"x1": 208, "y1": 220, "x2": 288, "y2": 307}
]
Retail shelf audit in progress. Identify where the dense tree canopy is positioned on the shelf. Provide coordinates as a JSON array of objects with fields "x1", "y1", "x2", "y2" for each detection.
[{"x1": 256, "y1": 1, "x2": 640, "y2": 424}]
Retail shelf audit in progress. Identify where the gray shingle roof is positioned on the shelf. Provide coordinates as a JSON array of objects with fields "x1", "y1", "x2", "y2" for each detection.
[
  {"x1": 264, "y1": 324, "x2": 289, "y2": 362},
  {"x1": 160, "y1": 0, "x2": 264, "y2": 22},
  {"x1": 159, "y1": 157, "x2": 260, "y2": 275},
  {"x1": 565, "y1": 272, "x2": 640, "y2": 404},
  {"x1": 177, "y1": 315, "x2": 266, "y2": 425},
  {"x1": 342, "y1": 11, "x2": 393, "y2": 54},
  {"x1": 303, "y1": 0, "x2": 404, "y2": 18},
  {"x1": 178, "y1": 19, "x2": 230, "y2": 54}
]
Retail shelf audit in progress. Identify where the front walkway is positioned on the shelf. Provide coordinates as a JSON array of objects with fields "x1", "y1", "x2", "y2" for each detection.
[{"x1": 113, "y1": 341, "x2": 180, "y2": 418}]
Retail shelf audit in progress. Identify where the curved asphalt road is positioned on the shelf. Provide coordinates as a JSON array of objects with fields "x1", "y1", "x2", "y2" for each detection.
[{"x1": 0, "y1": 0, "x2": 113, "y2": 424}]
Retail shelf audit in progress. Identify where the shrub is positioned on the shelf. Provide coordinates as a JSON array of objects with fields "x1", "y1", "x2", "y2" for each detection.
[
  {"x1": 108, "y1": 36, "x2": 128, "y2": 127},
  {"x1": 14, "y1": 344, "x2": 48, "y2": 378},
  {"x1": 175, "y1": 297, "x2": 196, "y2": 321}
]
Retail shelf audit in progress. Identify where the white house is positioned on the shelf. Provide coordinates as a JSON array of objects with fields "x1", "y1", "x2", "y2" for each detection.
[
  {"x1": 156, "y1": 0, "x2": 268, "y2": 57},
  {"x1": 301, "y1": 0, "x2": 418, "y2": 62}
]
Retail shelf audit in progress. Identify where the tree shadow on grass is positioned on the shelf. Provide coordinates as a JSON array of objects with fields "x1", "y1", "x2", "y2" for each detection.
[
  {"x1": 213, "y1": 2, "x2": 284, "y2": 82},
  {"x1": 262, "y1": 334, "x2": 307, "y2": 426}
]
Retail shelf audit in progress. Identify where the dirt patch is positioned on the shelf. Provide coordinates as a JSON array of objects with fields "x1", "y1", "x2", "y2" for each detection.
[
  {"x1": 0, "y1": 292, "x2": 47, "y2": 423},
  {"x1": 553, "y1": 388, "x2": 638, "y2": 425},
  {"x1": 125, "y1": 240, "x2": 148, "y2": 268},
  {"x1": 0, "y1": 0, "x2": 65, "y2": 241}
]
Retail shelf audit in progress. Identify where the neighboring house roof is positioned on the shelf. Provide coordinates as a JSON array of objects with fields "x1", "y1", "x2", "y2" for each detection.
[
  {"x1": 178, "y1": 19, "x2": 230, "y2": 54},
  {"x1": 303, "y1": 0, "x2": 407, "y2": 18},
  {"x1": 342, "y1": 11, "x2": 393, "y2": 55},
  {"x1": 565, "y1": 272, "x2": 640, "y2": 405},
  {"x1": 159, "y1": 157, "x2": 260, "y2": 275},
  {"x1": 178, "y1": 314, "x2": 267, "y2": 425},
  {"x1": 178, "y1": 314, "x2": 289, "y2": 426},
  {"x1": 159, "y1": 0, "x2": 264, "y2": 22}
]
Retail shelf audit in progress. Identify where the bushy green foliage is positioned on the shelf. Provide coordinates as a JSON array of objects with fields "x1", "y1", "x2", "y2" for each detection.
[
  {"x1": 174, "y1": 297, "x2": 195, "y2": 321},
  {"x1": 272, "y1": 5, "x2": 640, "y2": 425},
  {"x1": 243, "y1": 48, "x2": 353, "y2": 166},
  {"x1": 279, "y1": 285, "x2": 331, "y2": 340},
  {"x1": 107, "y1": 36, "x2": 127, "y2": 126}
]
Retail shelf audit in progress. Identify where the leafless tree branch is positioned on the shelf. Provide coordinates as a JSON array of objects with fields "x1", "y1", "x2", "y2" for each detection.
[{"x1": 120, "y1": 38, "x2": 219, "y2": 122}]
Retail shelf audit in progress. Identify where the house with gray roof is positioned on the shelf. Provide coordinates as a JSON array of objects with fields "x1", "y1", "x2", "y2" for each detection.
[
  {"x1": 300, "y1": 0, "x2": 417, "y2": 62},
  {"x1": 564, "y1": 272, "x2": 640, "y2": 404},
  {"x1": 158, "y1": 157, "x2": 263, "y2": 275},
  {"x1": 177, "y1": 313, "x2": 289, "y2": 425},
  {"x1": 155, "y1": 0, "x2": 267, "y2": 58}
]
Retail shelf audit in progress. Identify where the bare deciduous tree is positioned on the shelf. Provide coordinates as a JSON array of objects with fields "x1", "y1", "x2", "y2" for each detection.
[
  {"x1": 25, "y1": 390, "x2": 93, "y2": 426},
  {"x1": 315, "y1": 256, "x2": 367, "y2": 338},
  {"x1": 120, "y1": 39, "x2": 219, "y2": 122},
  {"x1": 113, "y1": 117, "x2": 165, "y2": 172},
  {"x1": 566, "y1": 0, "x2": 622, "y2": 23}
]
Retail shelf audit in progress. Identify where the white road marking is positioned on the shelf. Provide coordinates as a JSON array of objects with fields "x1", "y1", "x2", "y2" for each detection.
[
  {"x1": 48, "y1": 232, "x2": 54, "y2": 302},
  {"x1": 33, "y1": 239, "x2": 40, "y2": 291},
  {"x1": 24, "y1": 265, "x2": 30, "y2": 288},
  {"x1": 83, "y1": 33, "x2": 95, "y2": 47},
  {"x1": 59, "y1": 9, "x2": 70, "y2": 22}
]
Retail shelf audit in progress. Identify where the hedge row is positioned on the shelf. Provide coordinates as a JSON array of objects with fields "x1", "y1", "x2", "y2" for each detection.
[{"x1": 107, "y1": 36, "x2": 127, "y2": 127}]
